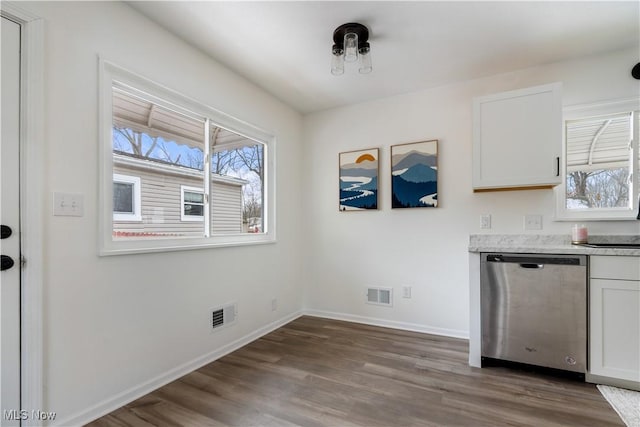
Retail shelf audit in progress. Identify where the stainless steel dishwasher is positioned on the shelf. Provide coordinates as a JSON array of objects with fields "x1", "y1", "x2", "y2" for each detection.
[{"x1": 481, "y1": 253, "x2": 587, "y2": 377}]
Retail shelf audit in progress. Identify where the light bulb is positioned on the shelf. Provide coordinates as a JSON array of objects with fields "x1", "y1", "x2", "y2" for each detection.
[
  {"x1": 331, "y1": 47, "x2": 344, "y2": 75},
  {"x1": 358, "y1": 44, "x2": 372, "y2": 74},
  {"x1": 344, "y1": 32, "x2": 358, "y2": 63}
]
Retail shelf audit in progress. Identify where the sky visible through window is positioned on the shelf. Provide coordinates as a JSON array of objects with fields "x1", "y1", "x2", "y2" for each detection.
[{"x1": 113, "y1": 128, "x2": 204, "y2": 170}]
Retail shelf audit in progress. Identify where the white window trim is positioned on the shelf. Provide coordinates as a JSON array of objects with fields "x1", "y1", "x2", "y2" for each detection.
[
  {"x1": 181, "y1": 185, "x2": 204, "y2": 222},
  {"x1": 554, "y1": 97, "x2": 640, "y2": 221},
  {"x1": 99, "y1": 59, "x2": 276, "y2": 255},
  {"x1": 113, "y1": 173, "x2": 142, "y2": 221}
]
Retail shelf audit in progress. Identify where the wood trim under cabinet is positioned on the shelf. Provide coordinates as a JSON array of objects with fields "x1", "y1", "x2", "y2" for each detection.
[{"x1": 473, "y1": 185, "x2": 556, "y2": 193}]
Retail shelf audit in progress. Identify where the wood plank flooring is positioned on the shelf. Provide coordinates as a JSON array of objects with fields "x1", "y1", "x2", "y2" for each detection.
[{"x1": 87, "y1": 316, "x2": 623, "y2": 426}]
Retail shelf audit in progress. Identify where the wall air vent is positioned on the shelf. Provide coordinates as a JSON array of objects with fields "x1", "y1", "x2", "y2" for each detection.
[
  {"x1": 366, "y1": 287, "x2": 393, "y2": 306},
  {"x1": 210, "y1": 302, "x2": 237, "y2": 332}
]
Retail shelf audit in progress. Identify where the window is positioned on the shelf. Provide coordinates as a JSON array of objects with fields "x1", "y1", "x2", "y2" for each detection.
[
  {"x1": 99, "y1": 60, "x2": 275, "y2": 254},
  {"x1": 181, "y1": 186, "x2": 204, "y2": 221},
  {"x1": 113, "y1": 174, "x2": 141, "y2": 221},
  {"x1": 556, "y1": 98, "x2": 639, "y2": 220}
]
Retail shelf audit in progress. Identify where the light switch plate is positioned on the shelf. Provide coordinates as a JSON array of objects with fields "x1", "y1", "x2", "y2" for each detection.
[
  {"x1": 53, "y1": 192, "x2": 84, "y2": 217},
  {"x1": 402, "y1": 286, "x2": 412, "y2": 299},
  {"x1": 480, "y1": 214, "x2": 491, "y2": 229},
  {"x1": 524, "y1": 214, "x2": 543, "y2": 230}
]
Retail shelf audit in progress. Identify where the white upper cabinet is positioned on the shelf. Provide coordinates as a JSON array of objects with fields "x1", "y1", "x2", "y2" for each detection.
[{"x1": 472, "y1": 83, "x2": 563, "y2": 191}]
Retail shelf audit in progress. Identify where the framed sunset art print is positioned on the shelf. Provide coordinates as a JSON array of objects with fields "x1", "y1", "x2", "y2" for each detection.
[
  {"x1": 391, "y1": 140, "x2": 438, "y2": 208},
  {"x1": 339, "y1": 148, "x2": 379, "y2": 211}
]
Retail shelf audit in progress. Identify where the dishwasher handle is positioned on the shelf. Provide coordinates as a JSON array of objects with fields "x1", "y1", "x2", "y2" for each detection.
[{"x1": 519, "y1": 263, "x2": 544, "y2": 269}]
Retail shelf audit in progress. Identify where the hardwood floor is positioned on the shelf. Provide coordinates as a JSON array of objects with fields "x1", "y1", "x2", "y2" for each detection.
[{"x1": 88, "y1": 316, "x2": 623, "y2": 426}]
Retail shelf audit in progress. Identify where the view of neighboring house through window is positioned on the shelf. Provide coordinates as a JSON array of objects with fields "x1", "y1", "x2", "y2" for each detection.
[
  {"x1": 110, "y1": 83, "x2": 265, "y2": 240},
  {"x1": 564, "y1": 111, "x2": 638, "y2": 216}
]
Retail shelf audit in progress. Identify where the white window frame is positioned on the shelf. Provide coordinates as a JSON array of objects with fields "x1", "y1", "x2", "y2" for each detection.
[
  {"x1": 181, "y1": 185, "x2": 204, "y2": 222},
  {"x1": 555, "y1": 97, "x2": 640, "y2": 221},
  {"x1": 113, "y1": 173, "x2": 142, "y2": 222},
  {"x1": 99, "y1": 59, "x2": 276, "y2": 255}
]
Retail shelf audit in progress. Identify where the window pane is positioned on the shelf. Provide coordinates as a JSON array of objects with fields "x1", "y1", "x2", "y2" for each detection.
[
  {"x1": 184, "y1": 191, "x2": 204, "y2": 203},
  {"x1": 210, "y1": 126, "x2": 264, "y2": 234},
  {"x1": 112, "y1": 85, "x2": 206, "y2": 239},
  {"x1": 566, "y1": 168, "x2": 629, "y2": 209},
  {"x1": 184, "y1": 203, "x2": 204, "y2": 217},
  {"x1": 113, "y1": 182, "x2": 133, "y2": 213},
  {"x1": 565, "y1": 113, "x2": 633, "y2": 211}
]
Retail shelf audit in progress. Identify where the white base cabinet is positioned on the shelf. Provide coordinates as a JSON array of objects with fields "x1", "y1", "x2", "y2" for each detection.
[{"x1": 588, "y1": 256, "x2": 640, "y2": 390}]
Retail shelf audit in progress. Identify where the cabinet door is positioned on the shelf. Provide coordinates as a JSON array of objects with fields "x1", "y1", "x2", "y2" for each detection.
[
  {"x1": 590, "y1": 278, "x2": 640, "y2": 382},
  {"x1": 472, "y1": 82, "x2": 562, "y2": 191}
]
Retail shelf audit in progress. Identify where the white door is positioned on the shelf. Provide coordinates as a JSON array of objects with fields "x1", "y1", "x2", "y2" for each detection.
[{"x1": 1, "y1": 15, "x2": 22, "y2": 425}]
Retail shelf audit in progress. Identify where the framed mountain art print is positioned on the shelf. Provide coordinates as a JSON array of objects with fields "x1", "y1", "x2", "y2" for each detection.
[
  {"x1": 391, "y1": 140, "x2": 438, "y2": 208},
  {"x1": 339, "y1": 148, "x2": 379, "y2": 211}
]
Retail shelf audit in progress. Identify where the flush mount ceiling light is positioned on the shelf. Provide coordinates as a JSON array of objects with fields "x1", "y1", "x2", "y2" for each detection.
[{"x1": 331, "y1": 22, "x2": 372, "y2": 75}]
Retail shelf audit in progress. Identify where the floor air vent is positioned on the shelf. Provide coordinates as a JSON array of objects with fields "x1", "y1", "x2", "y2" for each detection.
[
  {"x1": 211, "y1": 303, "x2": 237, "y2": 332},
  {"x1": 366, "y1": 287, "x2": 393, "y2": 306}
]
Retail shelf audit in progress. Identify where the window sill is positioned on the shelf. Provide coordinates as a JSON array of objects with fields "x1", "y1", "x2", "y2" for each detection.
[
  {"x1": 180, "y1": 217, "x2": 205, "y2": 223},
  {"x1": 99, "y1": 233, "x2": 276, "y2": 256},
  {"x1": 113, "y1": 215, "x2": 142, "y2": 222}
]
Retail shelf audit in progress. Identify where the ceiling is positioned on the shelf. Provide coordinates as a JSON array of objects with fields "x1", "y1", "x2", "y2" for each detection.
[{"x1": 129, "y1": 1, "x2": 640, "y2": 114}]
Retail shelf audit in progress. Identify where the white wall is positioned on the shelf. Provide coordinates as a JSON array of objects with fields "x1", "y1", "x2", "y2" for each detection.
[
  {"x1": 302, "y1": 48, "x2": 640, "y2": 337},
  {"x1": 23, "y1": 2, "x2": 304, "y2": 424}
]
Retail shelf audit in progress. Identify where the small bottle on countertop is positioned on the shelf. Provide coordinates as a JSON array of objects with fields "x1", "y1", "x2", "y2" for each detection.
[{"x1": 571, "y1": 224, "x2": 588, "y2": 244}]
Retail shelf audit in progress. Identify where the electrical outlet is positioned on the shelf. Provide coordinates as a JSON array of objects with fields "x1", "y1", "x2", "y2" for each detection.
[
  {"x1": 480, "y1": 214, "x2": 491, "y2": 229},
  {"x1": 402, "y1": 286, "x2": 412, "y2": 299},
  {"x1": 53, "y1": 192, "x2": 84, "y2": 217},
  {"x1": 524, "y1": 214, "x2": 543, "y2": 230},
  {"x1": 271, "y1": 298, "x2": 277, "y2": 311}
]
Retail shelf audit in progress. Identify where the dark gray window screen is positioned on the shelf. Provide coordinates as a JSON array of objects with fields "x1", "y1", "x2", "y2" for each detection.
[{"x1": 113, "y1": 182, "x2": 134, "y2": 213}]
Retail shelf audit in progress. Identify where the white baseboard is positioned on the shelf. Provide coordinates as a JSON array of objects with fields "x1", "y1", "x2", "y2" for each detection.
[
  {"x1": 56, "y1": 310, "x2": 303, "y2": 427},
  {"x1": 587, "y1": 372, "x2": 640, "y2": 392},
  {"x1": 303, "y1": 309, "x2": 469, "y2": 340}
]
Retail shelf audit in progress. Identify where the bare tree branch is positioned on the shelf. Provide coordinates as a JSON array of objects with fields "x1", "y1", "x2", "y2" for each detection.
[{"x1": 143, "y1": 135, "x2": 159, "y2": 158}]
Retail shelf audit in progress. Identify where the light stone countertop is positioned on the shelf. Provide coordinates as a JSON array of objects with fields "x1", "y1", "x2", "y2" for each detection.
[{"x1": 469, "y1": 234, "x2": 640, "y2": 256}]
